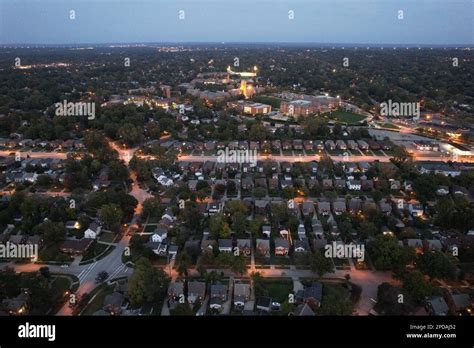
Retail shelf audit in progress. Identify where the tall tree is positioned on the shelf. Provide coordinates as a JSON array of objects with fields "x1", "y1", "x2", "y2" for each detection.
[{"x1": 128, "y1": 258, "x2": 170, "y2": 306}]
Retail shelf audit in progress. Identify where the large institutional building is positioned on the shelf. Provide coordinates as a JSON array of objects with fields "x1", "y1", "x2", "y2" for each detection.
[{"x1": 279, "y1": 94, "x2": 341, "y2": 117}]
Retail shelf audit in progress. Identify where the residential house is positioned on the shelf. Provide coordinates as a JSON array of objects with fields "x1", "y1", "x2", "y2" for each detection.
[
  {"x1": 255, "y1": 200, "x2": 269, "y2": 215},
  {"x1": 292, "y1": 303, "x2": 316, "y2": 316},
  {"x1": 406, "y1": 239, "x2": 423, "y2": 254},
  {"x1": 379, "y1": 199, "x2": 392, "y2": 215},
  {"x1": 208, "y1": 201, "x2": 223, "y2": 215},
  {"x1": 218, "y1": 239, "x2": 233, "y2": 253},
  {"x1": 256, "y1": 296, "x2": 281, "y2": 311},
  {"x1": 322, "y1": 179, "x2": 333, "y2": 190},
  {"x1": 301, "y1": 201, "x2": 315, "y2": 217},
  {"x1": 237, "y1": 239, "x2": 252, "y2": 256},
  {"x1": 332, "y1": 200, "x2": 346, "y2": 215},
  {"x1": 348, "y1": 198, "x2": 362, "y2": 214},
  {"x1": 274, "y1": 238, "x2": 290, "y2": 256},
  {"x1": 325, "y1": 140, "x2": 335, "y2": 150},
  {"x1": 450, "y1": 294, "x2": 471, "y2": 314},
  {"x1": 187, "y1": 281, "x2": 206, "y2": 304},
  {"x1": 390, "y1": 180, "x2": 401, "y2": 191},
  {"x1": 294, "y1": 239, "x2": 310, "y2": 253},
  {"x1": 209, "y1": 283, "x2": 228, "y2": 311},
  {"x1": 233, "y1": 282, "x2": 251, "y2": 309},
  {"x1": 168, "y1": 282, "x2": 185, "y2": 302},
  {"x1": 452, "y1": 185, "x2": 469, "y2": 196},
  {"x1": 347, "y1": 140, "x2": 358, "y2": 150},
  {"x1": 336, "y1": 140, "x2": 347, "y2": 150},
  {"x1": 296, "y1": 282, "x2": 323, "y2": 308},
  {"x1": 84, "y1": 222, "x2": 102, "y2": 239},
  {"x1": 1, "y1": 292, "x2": 30, "y2": 315},
  {"x1": 426, "y1": 296, "x2": 449, "y2": 316},
  {"x1": 59, "y1": 239, "x2": 93, "y2": 255},
  {"x1": 318, "y1": 201, "x2": 331, "y2": 216},
  {"x1": 256, "y1": 239, "x2": 270, "y2": 257},
  {"x1": 347, "y1": 180, "x2": 361, "y2": 191}
]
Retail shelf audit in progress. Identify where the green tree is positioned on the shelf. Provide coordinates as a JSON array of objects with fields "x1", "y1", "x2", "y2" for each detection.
[
  {"x1": 171, "y1": 303, "x2": 194, "y2": 316},
  {"x1": 402, "y1": 270, "x2": 439, "y2": 303},
  {"x1": 359, "y1": 221, "x2": 378, "y2": 240},
  {"x1": 128, "y1": 258, "x2": 170, "y2": 306},
  {"x1": 370, "y1": 234, "x2": 412, "y2": 271},
  {"x1": 176, "y1": 251, "x2": 192, "y2": 276},
  {"x1": 417, "y1": 251, "x2": 457, "y2": 280},
  {"x1": 319, "y1": 286, "x2": 353, "y2": 315},
  {"x1": 209, "y1": 213, "x2": 230, "y2": 239},
  {"x1": 231, "y1": 255, "x2": 247, "y2": 275},
  {"x1": 98, "y1": 203, "x2": 123, "y2": 232},
  {"x1": 310, "y1": 251, "x2": 334, "y2": 278},
  {"x1": 375, "y1": 283, "x2": 414, "y2": 315},
  {"x1": 142, "y1": 197, "x2": 162, "y2": 219}
]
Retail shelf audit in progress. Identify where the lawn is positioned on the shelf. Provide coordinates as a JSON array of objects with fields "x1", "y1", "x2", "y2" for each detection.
[
  {"x1": 81, "y1": 243, "x2": 113, "y2": 263},
  {"x1": 260, "y1": 279, "x2": 293, "y2": 303},
  {"x1": 99, "y1": 232, "x2": 116, "y2": 243},
  {"x1": 380, "y1": 122, "x2": 400, "y2": 130},
  {"x1": 50, "y1": 276, "x2": 72, "y2": 297},
  {"x1": 327, "y1": 110, "x2": 367, "y2": 124},
  {"x1": 81, "y1": 283, "x2": 116, "y2": 316}
]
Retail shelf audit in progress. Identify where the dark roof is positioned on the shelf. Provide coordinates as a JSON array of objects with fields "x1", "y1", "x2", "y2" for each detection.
[
  {"x1": 293, "y1": 303, "x2": 316, "y2": 316},
  {"x1": 59, "y1": 239, "x2": 93, "y2": 253},
  {"x1": 256, "y1": 296, "x2": 272, "y2": 308},
  {"x1": 304, "y1": 282, "x2": 323, "y2": 302}
]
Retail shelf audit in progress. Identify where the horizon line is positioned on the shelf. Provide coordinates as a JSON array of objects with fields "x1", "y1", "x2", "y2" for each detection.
[{"x1": 1, "y1": 41, "x2": 473, "y2": 49}]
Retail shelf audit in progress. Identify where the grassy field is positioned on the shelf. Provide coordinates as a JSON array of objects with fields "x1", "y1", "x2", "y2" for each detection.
[
  {"x1": 81, "y1": 283, "x2": 116, "y2": 316},
  {"x1": 327, "y1": 110, "x2": 367, "y2": 124},
  {"x1": 81, "y1": 243, "x2": 111, "y2": 263},
  {"x1": 258, "y1": 279, "x2": 293, "y2": 303},
  {"x1": 99, "y1": 232, "x2": 116, "y2": 243},
  {"x1": 380, "y1": 122, "x2": 400, "y2": 129}
]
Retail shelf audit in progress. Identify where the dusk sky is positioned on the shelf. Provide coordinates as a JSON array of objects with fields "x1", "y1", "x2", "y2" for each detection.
[{"x1": 0, "y1": 0, "x2": 472, "y2": 45}]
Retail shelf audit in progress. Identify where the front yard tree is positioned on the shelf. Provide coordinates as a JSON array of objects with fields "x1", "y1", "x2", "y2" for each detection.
[
  {"x1": 370, "y1": 234, "x2": 410, "y2": 271},
  {"x1": 128, "y1": 258, "x2": 170, "y2": 307},
  {"x1": 209, "y1": 213, "x2": 230, "y2": 239},
  {"x1": 142, "y1": 197, "x2": 162, "y2": 219},
  {"x1": 417, "y1": 251, "x2": 457, "y2": 280},
  {"x1": 376, "y1": 283, "x2": 414, "y2": 315},
  {"x1": 231, "y1": 255, "x2": 247, "y2": 275},
  {"x1": 402, "y1": 270, "x2": 439, "y2": 303},
  {"x1": 176, "y1": 251, "x2": 191, "y2": 277},
  {"x1": 392, "y1": 145, "x2": 411, "y2": 165},
  {"x1": 98, "y1": 203, "x2": 123, "y2": 232},
  {"x1": 310, "y1": 251, "x2": 334, "y2": 278},
  {"x1": 172, "y1": 303, "x2": 194, "y2": 316}
]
